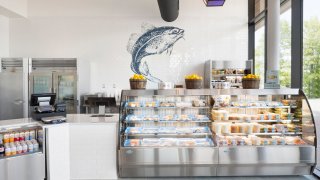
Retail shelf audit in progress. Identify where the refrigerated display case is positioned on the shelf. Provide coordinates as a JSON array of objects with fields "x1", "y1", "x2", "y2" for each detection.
[
  {"x1": 118, "y1": 89, "x2": 317, "y2": 177},
  {"x1": 118, "y1": 89, "x2": 217, "y2": 177},
  {"x1": 0, "y1": 120, "x2": 45, "y2": 180},
  {"x1": 29, "y1": 58, "x2": 78, "y2": 113}
]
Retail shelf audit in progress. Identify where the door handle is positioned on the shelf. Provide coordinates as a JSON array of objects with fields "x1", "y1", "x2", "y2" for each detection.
[{"x1": 13, "y1": 99, "x2": 24, "y2": 105}]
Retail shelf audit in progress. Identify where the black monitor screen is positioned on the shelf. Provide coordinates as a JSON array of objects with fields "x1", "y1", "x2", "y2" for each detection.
[{"x1": 30, "y1": 93, "x2": 56, "y2": 106}]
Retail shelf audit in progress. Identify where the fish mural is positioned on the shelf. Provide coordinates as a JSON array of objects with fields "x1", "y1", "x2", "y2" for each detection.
[{"x1": 127, "y1": 23, "x2": 185, "y2": 83}]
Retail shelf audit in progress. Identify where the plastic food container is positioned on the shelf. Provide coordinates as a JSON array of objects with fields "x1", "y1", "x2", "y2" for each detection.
[{"x1": 158, "y1": 82, "x2": 174, "y2": 89}]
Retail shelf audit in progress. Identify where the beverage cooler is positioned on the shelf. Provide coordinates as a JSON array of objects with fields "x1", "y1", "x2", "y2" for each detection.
[
  {"x1": 29, "y1": 58, "x2": 78, "y2": 113},
  {"x1": 118, "y1": 89, "x2": 317, "y2": 177},
  {"x1": 0, "y1": 122, "x2": 45, "y2": 180}
]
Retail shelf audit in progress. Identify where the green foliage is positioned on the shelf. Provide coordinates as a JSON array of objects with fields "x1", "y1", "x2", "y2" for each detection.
[
  {"x1": 303, "y1": 17, "x2": 320, "y2": 98},
  {"x1": 255, "y1": 17, "x2": 320, "y2": 98}
]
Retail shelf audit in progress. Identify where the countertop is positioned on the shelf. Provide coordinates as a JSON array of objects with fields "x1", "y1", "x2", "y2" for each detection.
[{"x1": 0, "y1": 114, "x2": 119, "y2": 128}]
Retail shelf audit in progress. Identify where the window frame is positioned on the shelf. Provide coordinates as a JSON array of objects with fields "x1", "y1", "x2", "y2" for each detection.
[{"x1": 248, "y1": 0, "x2": 303, "y2": 88}]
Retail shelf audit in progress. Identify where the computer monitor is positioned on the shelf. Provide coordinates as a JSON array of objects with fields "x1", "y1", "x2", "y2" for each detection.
[{"x1": 30, "y1": 93, "x2": 56, "y2": 106}]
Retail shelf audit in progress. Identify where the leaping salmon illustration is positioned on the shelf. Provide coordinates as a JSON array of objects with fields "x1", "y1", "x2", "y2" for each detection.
[{"x1": 127, "y1": 23, "x2": 185, "y2": 83}]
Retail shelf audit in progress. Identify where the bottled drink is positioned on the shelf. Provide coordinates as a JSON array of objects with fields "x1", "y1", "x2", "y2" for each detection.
[{"x1": 0, "y1": 137, "x2": 4, "y2": 157}]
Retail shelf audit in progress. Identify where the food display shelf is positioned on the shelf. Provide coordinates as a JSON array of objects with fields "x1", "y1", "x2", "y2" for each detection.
[
  {"x1": 124, "y1": 120, "x2": 212, "y2": 123},
  {"x1": 124, "y1": 106, "x2": 211, "y2": 110},
  {"x1": 227, "y1": 132, "x2": 303, "y2": 136},
  {"x1": 124, "y1": 133, "x2": 212, "y2": 137},
  {"x1": 214, "y1": 119, "x2": 298, "y2": 123},
  {"x1": 119, "y1": 89, "x2": 316, "y2": 177},
  {"x1": 212, "y1": 74, "x2": 244, "y2": 78},
  {"x1": 213, "y1": 106, "x2": 297, "y2": 109},
  {"x1": 0, "y1": 150, "x2": 42, "y2": 160}
]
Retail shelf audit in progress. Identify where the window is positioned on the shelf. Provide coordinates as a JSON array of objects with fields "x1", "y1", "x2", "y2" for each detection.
[
  {"x1": 254, "y1": 19, "x2": 265, "y2": 87},
  {"x1": 303, "y1": 0, "x2": 320, "y2": 99},
  {"x1": 280, "y1": 1, "x2": 292, "y2": 88}
]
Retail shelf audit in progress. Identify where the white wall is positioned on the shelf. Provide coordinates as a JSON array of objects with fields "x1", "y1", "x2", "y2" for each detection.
[
  {"x1": 9, "y1": 0, "x2": 248, "y2": 93},
  {"x1": 0, "y1": 15, "x2": 9, "y2": 57},
  {"x1": 0, "y1": 0, "x2": 27, "y2": 17}
]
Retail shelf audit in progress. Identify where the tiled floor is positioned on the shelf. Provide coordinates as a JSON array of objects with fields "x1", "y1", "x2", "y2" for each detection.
[{"x1": 119, "y1": 175, "x2": 318, "y2": 180}]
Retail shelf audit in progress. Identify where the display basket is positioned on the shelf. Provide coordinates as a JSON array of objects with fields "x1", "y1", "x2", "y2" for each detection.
[
  {"x1": 130, "y1": 79, "x2": 147, "y2": 89},
  {"x1": 242, "y1": 79, "x2": 260, "y2": 89},
  {"x1": 185, "y1": 79, "x2": 203, "y2": 89}
]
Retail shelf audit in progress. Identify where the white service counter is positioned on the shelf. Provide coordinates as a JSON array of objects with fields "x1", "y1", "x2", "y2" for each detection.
[{"x1": 0, "y1": 114, "x2": 119, "y2": 180}]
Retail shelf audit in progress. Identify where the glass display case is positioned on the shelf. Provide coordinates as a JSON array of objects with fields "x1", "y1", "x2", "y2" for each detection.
[
  {"x1": 0, "y1": 121, "x2": 45, "y2": 180},
  {"x1": 118, "y1": 89, "x2": 316, "y2": 177},
  {"x1": 118, "y1": 89, "x2": 217, "y2": 177}
]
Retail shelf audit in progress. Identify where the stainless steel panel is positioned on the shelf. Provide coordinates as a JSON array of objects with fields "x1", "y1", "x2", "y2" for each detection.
[
  {"x1": 121, "y1": 88, "x2": 300, "y2": 97},
  {"x1": 219, "y1": 146, "x2": 315, "y2": 164},
  {"x1": 0, "y1": 153, "x2": 46, "y2": 180},
  {"x1": 217, "y1": 164, "x2": 313, "y2": 176},
  {"x1": 0, "y1": 59, "x2": 24, "y2": 120},
  {"x1": 308, "y1": 99, "x2": 320, "y2": 175},
  {"x1": 119, "y1": 147, "x2": 218, "y2": 165},
  {"x1": 0, "y1": 158, "x2": 8, "y2": 180},
  {"x1": 120, "y1": 164, "x2": 217, "y2": 177},
  {"x1": 32, "y1": 58, "x2": 77, "y2": 68}
]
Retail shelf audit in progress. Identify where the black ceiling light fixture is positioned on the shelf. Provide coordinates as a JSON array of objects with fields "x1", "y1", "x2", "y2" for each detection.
[
  {"x1": 157, "y1": 0, "x2": 179, "y2": 22},
  {"x1": 204, "y1": 0, "x2": 226, "y2": 7}
]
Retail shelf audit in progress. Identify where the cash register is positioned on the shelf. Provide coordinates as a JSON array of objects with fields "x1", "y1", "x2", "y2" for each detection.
[{"x1": 30, "y1": 93, "x2": 67, "y2": 124}]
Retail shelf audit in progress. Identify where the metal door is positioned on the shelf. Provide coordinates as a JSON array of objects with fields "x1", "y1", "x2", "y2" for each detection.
[
  {"x1": 53, "y1": 72, "x2": 78, "y2": 113},
  {"x1": 0, "y1": 59, "x2": 25, "y2": 120}
]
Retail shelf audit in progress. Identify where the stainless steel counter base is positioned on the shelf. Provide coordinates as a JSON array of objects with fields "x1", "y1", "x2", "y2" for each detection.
[
  {"x1": 0, "y1": 152, "x2": 45, "y2": 180},
  {"x1": 118, "y1": 147, "x2": 219, "y2": 177},
  {"x1": 118, "y1": 146, "x2": 316, "y2": 177},
  {"x1": 120, "y1": 164, "x2": 217, "y2": 177},
  {"x1": 217, "y1": 146, "x2": 315, "y2": 176},
  {"x1": 217, "y1": 164, "x2": 313, "y2": 176}
]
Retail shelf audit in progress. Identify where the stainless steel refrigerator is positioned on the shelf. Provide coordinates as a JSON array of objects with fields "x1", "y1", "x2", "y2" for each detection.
[
  {"x1": 0, "y1": 58, "x2": 29, "y2": 120},
  {"x1": 29, "y1": 58, "x2": 78, "y2": 114}
]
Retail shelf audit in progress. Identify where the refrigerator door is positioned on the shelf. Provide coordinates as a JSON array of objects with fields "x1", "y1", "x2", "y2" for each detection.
[
  {"x1": 53, "y1": 72, "x2": 78, "y2": 113},
  {"x1": 0, "y1": 59, "x2": 25, "y2": 120},
  {"x1": 30, "y1": 72, "x2": 53, "y2": 94}
]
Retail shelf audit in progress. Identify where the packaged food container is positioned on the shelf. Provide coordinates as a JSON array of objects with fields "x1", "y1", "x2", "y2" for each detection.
[
  {"x1": 221, "y1": 124, "x2": 231, "y2": 134},
  {"x1": 21, "y1": 142, "x2": 28, "y2": 153},
  {"x1": 27, "y1": 141, "x2": 34, "y2": 152},
  {"x1": 15, "y1": 142, "x2": 22, "y2": 154},
  {"x1": 3, "y1": 134, "x2": 9, "y2": 143},
  {"x1": 231, "y1": 138, "x2": 237, "y2": 146},
  {"x1": 158, "y1": 82, "x2": 174, "y2": 89},
  {"x1": 214, "y1": 123, "x2": 222, "y2": 135},
  {"x1": 10, "y1": 144, "x2": 16, "y2": 155},
  {"x1": 231, "y1": 124, "x2": 240, "y2": 133},
  {"x1": 247, "y1": 124, "x2": 254, "y2": 134},
  {"x1": 9, "y1": 133, "x2": 14, "y2": 143},
  {"x1": 19, "y1": 132, "x2": 25, "y2": 141},
  {"x1": 14, "y1": 132, "x2": 20, "y2": 142},
  {"x1": 5, "y1": 146, "x2": 11, "y2": 156},
  {"x1": 239, "y1": 139, "x2": 245, "y2": 146},
  {"x1": 25, "y1": 131, "x2": 30, "y2": 141}
]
